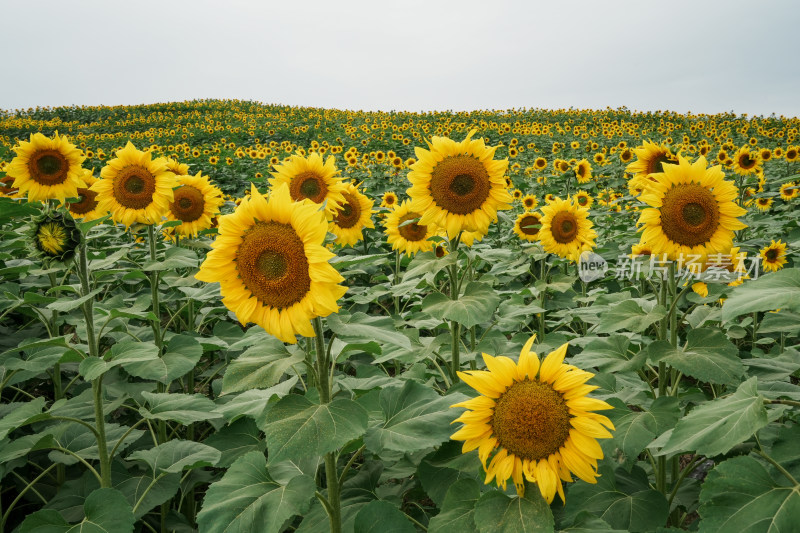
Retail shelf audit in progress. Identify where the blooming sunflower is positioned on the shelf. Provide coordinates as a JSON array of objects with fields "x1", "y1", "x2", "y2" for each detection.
[
  {"x1": 165, "y1": 158, "x2": 190, "y2": 177},
  {"x1": 451, "y1": 337, "x2": 614, "y2": 503},
  {"x1": 30, "y1": 211, "x2": 82, "y2": 263},
  {"x1": 7, "y1": 132, "x2": 87, "y2": 202},
  {"x1": 380, "y1": 191, "x2": 399, "y2": 209},
  {"x1": 521, "y1": 194, "x2": 538, "y2": 211},
  {"x1": 755, "y1": 197, "x2": 773, "y2": 212},
  {"x1": 196, "y1": 183, "x2": 347, "y2": 344},
  {"x1": 269, "y1": 152, "x2": 346, "y2": 218},
  {"x1": 760, "y1": 239, "x2": 788, "y2": 272},
  {"x1": 574, "y1": 191, "x2": 593, "y2": 209},
  {"x1": 574, "y1": 160, "x2": 593, "y2": 184},
  {"x1": 732, "y1": 146, "x2": 761, "y2": 176},
  {"x1": 0, "y1": 165, "x2": 22, "y2": 199},
  {"x1": 165, "y1": 172, "x2": 225, "y2": 237},
  {"x1": 384, "y1": 199, "x2": 436, "y2": 256},
  {"x1": 779, "y1": 182, "x2": 798, "y2": 201},
  {"x1": 91, "y1": 142, "x2": 178, "y2": 227},
  {"x1": 625, "y1": 141, "x2": 676, "y2": 180},
  {"x1": 539, "y1": 198, "x2": 596, "y2": 262},
  {"x1": 330, "y1": 182, "x2": 375, "y2": 246},
  {"x1": 513, "y1": 212, "x2": 542, "y2": 242},
  {"x1": 407, "y1": 130, "x2": 512, "y2": 239},
  {"x1": 66, "y1": 169, "x2": 105, "y2": 221},
  {"x1": 637, "y1": 156, "x2": 747, "y2": 261}
]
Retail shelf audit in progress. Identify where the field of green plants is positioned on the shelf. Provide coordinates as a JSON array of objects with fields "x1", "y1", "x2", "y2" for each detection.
[{"x1": 0, "y1": 100, "x2": 798, "y2": 532}]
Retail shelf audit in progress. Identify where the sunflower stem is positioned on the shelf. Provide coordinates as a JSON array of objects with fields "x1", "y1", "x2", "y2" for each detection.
[
  {"x1": 146, "y1": 225, "x2": 163, "y2": 348},
  {"x1": 448, "y1": 236, "x2": 461, "y2": 384}
]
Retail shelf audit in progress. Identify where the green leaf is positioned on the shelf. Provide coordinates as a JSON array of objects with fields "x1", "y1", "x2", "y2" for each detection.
[
  {"x1": 262, "y1": 395, "x2": 368, "y2": 464},
  {"x1": 128, "y1": 439, "x2": 221, "y2": 474},
  {"x1": 364, "y1": 380, "x2": 467, "y2": 454},
  {"x1": 743, "y1": 349, "x2": 800, "y2": 381},
  {"x1": 473, "y1": 489, "x2": 555, "y2": 533},
  {"x1": 196, "y1": 451, "x2": 315, "y2": 533},
  {"x1": 327, "y1": 312, "x2": 413, "y2": 350},
  {"x1": 78, "y1": 341, "x2": 159, "y2": 380},
  {"x1": 699, "y1": 455, "x2": 800, "y2": 533},
  {"x1": 221, "y1": 338, "x2": 304, "y2": 395},
  {"x1": 124, "y1": 334, "x2": 203, "y2": 384},
  {"x1": 607, "y1": 396, "x2": 680, "y2": 461},
  {"x1": 204, "y1": 418, "x2": 267, "y2": 468},
  {"x1": 594, "y1": 299, "x2": 666, "y2": 334},
  {"x1": 657, "y1": 377, "x2": 768, "y2": 457},
  {"x1": 19, "y1": 488, "x2": 134, "y2": 533},
  {"x1": 648, "y1": 328, "x2": 745, "y2": 386},
  {"x1": 214, "y1": 377, "x2": 298, "y2": 422},
  {"x1": 353, "y1": 500, "x2": 416, "y2": 533},
  {"x1": 142, "y1": 246, "x2": 199, "y2": 271},
  {"x1": 0, "y1": 397, "x2": 46, "y2": 440},
  {"x1": 428, "y1": 478, "x2": 481, "y2": 533},
  {"x1": 721, "y1": 268, "x2": 800, "y2": 321},
  {"x1": 139, "y1": 392, "x2": 222, "y2": 425},
  {"x1": 422, "y1": 281, "x2": 501, "y2": 328},
  {"x1": 572, "y1": 336, "x2": 646, "y2": 372},
  {"x1": 46, "y1": 288, "x2": 103, "y2": 312}
]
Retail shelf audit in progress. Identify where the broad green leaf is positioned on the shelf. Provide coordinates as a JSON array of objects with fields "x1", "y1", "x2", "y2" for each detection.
[
  {"x1": 124, "y1": 334, "x2": 202, "y2": 384},
  {"x1": 607, "y1": 396, "x2": 679, "y2": 461},
  {"x1": 428, "y1": 478, "x2": 481, "y2": 533},
  {"x1": 262, "y1": 395, "x2": 368, "y2": 464},
  {"x1": 19, "y1": 488, "x2": 134, "y2": 533},
  {"x1": 221, "y1": 338, "x2": 304, "y2": 395},
  {"x1": 353, "y1": 500, "x2": 416, "y2": 533},
  {"x1": 128, "y1": 439, "x2": 221, "y2": 474},
  {"x1": 473, "y1": 489, "x2": 555, "y2": 533},
  {"x1": 46, "y1": 288, "x2": 103, "y2": 312},
  {"x1": 648, "y1": 328, "x2": 745, "y2": 386},
  {"x1": 742, "y1": 349, "x2": 800, "y2": 381},
  {"x1": 572, "y1": 335, "x2": 646, "y2": 372},
  {"x1": 721, "y1": 269, "x2": 800, "y2": 320},
  {"x1": 327, "y1": 312, "x2": 413, "y2": 350},
  {"x1": 0, "y1": 397, "x2": 46, "y2": 440},
  {"x1": 699, "y1": 455, "x2": 800, "y2": 533},
  {"x1": 204, "y1": 418, "x2": 267, "y2": 468},
  {"x1": 139, "y1": 392, "x2": 222, "y2": 425},
  {"x1": 78, "y1": 341, "x2": 159, "y2": 380},
  {"x1": 422, "y1": 281, "x2": 501, "y2": 328},
  {"x1": 196, "y1": 451, "x2": 315, "y2": 533},
  {"x1": 214, "y1": 377, "x2": 298, "y2": 422},
  {"x1": 657, "y1": 377, "x2": 768, "y2": 457},
  {"x1": 364, "y1": 380, "x2": 467, "y2": 454},
  {"x1": 48, "y1": 423, "x2": 142, "y2": 465},
  {"x1": 142, "y1": 246, "x2": 199, "y2": 271},
  {"x1": 595, "y1": 299, "x2": 666, "y2": 334}
]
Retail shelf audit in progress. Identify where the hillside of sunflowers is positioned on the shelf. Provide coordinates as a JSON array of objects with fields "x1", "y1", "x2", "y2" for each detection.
[{"x1": 0, "y1": 99, "x2": 799, "y2": 533}]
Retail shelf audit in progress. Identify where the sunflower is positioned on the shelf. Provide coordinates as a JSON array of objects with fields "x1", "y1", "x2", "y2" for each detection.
[
  {"x1": 637, "y1": 156, "x2": 747, "y2": 261},
  {"x1": 196, "y1": 183, "x2": 347, "y2": 344},
  {"x1": 0, "y1": 165, "x2": 22, "y2": 198},
  {"x1": 755, "y1": 197, "x2": 773, "y2": 211},
  {"x1": 380, "y1": 191, "x2": 399, "y2": 209},
  {"x1": 67, "y1": 169, "x2": 105, "y2": 221},
  {"x1": 407, "y1": 130, "x2": 512, "y2": 239},
  {"x1": 630, "y1": 242, "x2": 654, "y2": 258},
  {"x1": 165, "y1": 172, "x2": 225, "y2": 237},
  {"x1": 539, "y1": 198, "x2": 596, "y2": 262},
  {"x1": 534, "y1": 157, "x2": 547, "y2": 170},
  {"x1": 330, "y1": 182, "x2": 375, "y2": 246},
  {"x1": 165, "y1": 158, "x2": 190, "y2": 177},
  {"x1": 30, "y1": 211, "x2": 82, "y2": 263},
  {"x1": 269, "y1": 152, "x2": 347, "y2": 218},
  {"x1": 521, "y1": 194, "x2": 538, "y2": 211},
  {"x1": 760, "y1": 239, "x2": 788, "y2": 272},
  {"x1": 732, "y1": 146, "x2": 761, "y2": 176},
  {"x1": 626, "y1": 141, "x2": 676, "y2": 179},
  {"x1": 574, "y1": 160, "x2": 592, "y2": 184},
  {"x1": 779, "y1": 182, "x2": 798, "y2": 201},
  {"x1": 513, "y1": 212, "x2": 542, "y2": 242},
  {"x1": 451, "y1": 337, "x2": 614, "y2": 503},
  {"x1": 573, "y1": 191, "x2": 593, "y2": 209},
  {"x1": 512, "y1": 189, "x2": 523, "y2": 201},
  {"x1": 785, "y1": 146, "x2": 799, "y2": 162},
  {"x1": 384, "y1": 199, "x2": 436, "y2": 256},
  {"x1": 7, "y1": 132, "x2": 87, "y2": 202},
  {"x1": 91, "y1": 142, "x2": 178, "y2": 227}
]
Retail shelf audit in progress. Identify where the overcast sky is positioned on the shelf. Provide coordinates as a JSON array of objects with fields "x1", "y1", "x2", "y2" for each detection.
[{"x1": 2, "y1": 0, "x2": 798, "y2": 117}]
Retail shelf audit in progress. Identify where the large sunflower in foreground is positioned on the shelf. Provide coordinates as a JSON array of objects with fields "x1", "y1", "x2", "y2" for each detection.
[
  {"x1": 637, "y1": 156, "x2": 747, "y2": 261},
  {"x1": 451, "y1": 336, "x2": 614, "y2": 504},
  {"x1": 513, "y1": 212, "x2": 542, "y2": 242},
  {"x1": 165, "y1": 172, "x2": 225, "y2": 237},
  {"x1": 407, "y1": 130, "x2": 512, "y2": 239},
  {"x1": 91, "y1": 142, "x2": 178, "y2": 227},
  {"x1": 7, "y1": 132, "x2": 86, "y2": 202},
  {"x1": 539, "y1": 198, "x2": 596, "y2": 261},
  {"x1": 269, "y1": 152, "x2": 347, "y2": 218},
  {"x1": 330, "y1": 182, "x2": 375, "y2": 246},
  {"x1": 196, "y1": 183, "x2": 347, "y2": 344},
  {"x1": 384, "y1": 199, "x2": 436, "y2": 256},
  {"x1": 625, "y1": 140, "x2": 677, "y2": 180}
]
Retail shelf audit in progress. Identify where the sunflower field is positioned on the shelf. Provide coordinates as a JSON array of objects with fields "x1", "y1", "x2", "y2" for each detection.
[{"x1": 0, "y1": 100, "x2": 799, "y2": 533}]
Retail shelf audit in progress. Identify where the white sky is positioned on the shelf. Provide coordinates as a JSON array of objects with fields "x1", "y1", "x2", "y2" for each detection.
[{"x1": 2, "y1": 0, "x2": 798, "y2": 117}]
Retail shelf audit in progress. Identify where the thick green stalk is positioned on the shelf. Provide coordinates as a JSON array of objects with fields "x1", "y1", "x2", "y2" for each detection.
[
  {"x1": 147, "y1": 225, "x2": 163, "y2": 347},
  {"x1": 448, "y1": 236, "x2": 461, "y2": 383}
]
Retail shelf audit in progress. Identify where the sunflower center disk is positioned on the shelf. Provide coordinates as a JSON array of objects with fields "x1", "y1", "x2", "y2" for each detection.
[
  {"x1": 660, "y1": 184, "x2": 720, "y2": 247},
  {"x1": 491, "y1": 380, "x2": 571, "y2": 461},
  {"x1": 649, "y1": 153, "x2": 672, "y2": 175},
  {"x1": 113, "y1": 166, "x2": 157, "y2": 209},
  {"x1": 30, "y1": 151, "x2": 68, "y2": 185},
  {"x1": 170, "y1": 185, "x2": 205, "y2": 222},
  {"x1": 519, "y1": 215, "x2": 540, "y2": 236},
  {"x1": 429, "y1": 155, "x2": 491, "y2": 215},
  {"x1": 291, "y1": 172, "x2": 328, "y2": 204},
  {"x1": 398, "y1": 213, "x2": 428, "y2": 242},
  {"x1": 766, "y1": 249, "x2": 778, "y2": 261},
  {"x1": 235, "y1": 221, "x2": 311, "y2": 309},
  {"x1": 334, "y1": 192, "x2": 360, "y2": 229},
  {"x1": 551, "y1": 212, "x2": 579, "y2": 243},
  {"x1": 68, "y1": 187, "x2": 99, "y2": 214}
]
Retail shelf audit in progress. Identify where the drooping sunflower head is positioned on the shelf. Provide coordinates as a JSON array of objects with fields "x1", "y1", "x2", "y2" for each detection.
[
  {"x1": 637, "y1": 156, "x2": 748, "y2": 261},
  {"x1": 7, "y1": 132, "x2": 87, "y2": 202},
  {"x1": 539, "y1": 198, "x2": 597, "y2": 262},
  {"x1": 625, "y1": 140, "x2": 677, "y2": 180},
  {"x1": 451, "y1": 336, "x2": 614, "y2": 504},
  {"x1": 91, "y1": 142, "x2": 178, "y2": 227},
  {"x1": 29, "y1": 211, "x2": 82, "y2": 263},
  {"x1": 574, "y1": 159, "x2": 593, "y2": 184},
  {"x1": 269, "y1": 152, "x2": 347, "y2": 218},
  {"x1": 732, "y1": 146, "x2": 762, "y2": 176},
  {"x1": 196, "y1": 183, "x2": 347, "y2": 344},
  {"x1": 330, "y1": 182, "x2": 375, "y2": 246},
  {"x1": 165, "y1": 172, "x2": 225, "y2": 237},
  {"x1": 760, "y1": 239, "x2": 788, "y2": 273},
  {"x1": 384, "y1": 199, "x2": 436, "y2": 256},
  {"x1": 407, "y1": 130, "x2": 512, "y2": 239},
  {"x1": 521, "y1": 194, "x2": 538, "y2": 211},
  {"x1": 513, "y1": 212, "x2": 542, "y2": 242},
  {"x1": 380, "y1": 191, "x2": 399, "y2": 209}
]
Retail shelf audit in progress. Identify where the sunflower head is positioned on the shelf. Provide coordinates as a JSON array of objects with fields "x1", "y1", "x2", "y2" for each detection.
[
  {"x1": 521, "y1": 194, "x2": 538, "y2": 211},
  {"x1": 513, "y1": 212, "x2": 542, "y2": 242},
  {"x1": 7, "y1": 132, "x2": 87, "y2": 202},
  {"x1": 30, "y1": 211, "x2": 82, "y2": 264},
  {"x1": 384, "y1": 199, "x2": 436, "y2": 256},
  {"x1": 626, "y1": 140, "x2": 676, "y2": 180},
  {"x1": 760, "y1": 239, "x2": 788, "y2": 273},
  {"x1": 380, "y1": 191, "x2": 399, "y2": 209},
  {"x1": 574, "y1": 160, "x2": 593, "y2": 184},
  {"x1": 330, "y1": 182, "x2": 375, "y2": 246},
  {"x1": 732, "y1": 146, "x2": 762, "y2": 176},
  {"x1": 66, "y1": 169, "x2": 106, "y2": 221},
  {"x1": 451, "y1": 336, "x2": 614, "y2": 504},
  {"x1": 165, "y1": 172, "x2": 225, "y2": 237},
  {"x1": 539, "y1": 198, "x2": 596, "y2": 262},
  {"x1": 269, "y1": 152, "x2": 346, "y2": 218}
]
